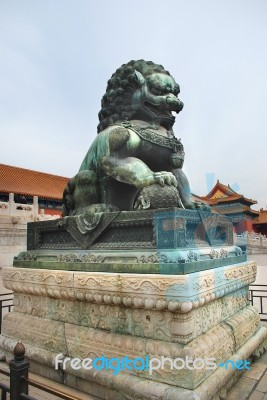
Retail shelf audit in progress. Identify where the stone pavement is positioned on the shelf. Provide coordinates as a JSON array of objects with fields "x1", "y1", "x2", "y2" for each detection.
[
  {"x1": 226, "y1": 353, "x2": 267, "y2": 400},
  {"x1": 226, "y1": 322, "x2": 267, "y2": 400}
]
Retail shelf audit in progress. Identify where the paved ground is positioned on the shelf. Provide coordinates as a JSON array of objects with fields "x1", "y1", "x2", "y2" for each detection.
[{"x1": 226, "y1": 323, "x2": 267, "y2": 400}]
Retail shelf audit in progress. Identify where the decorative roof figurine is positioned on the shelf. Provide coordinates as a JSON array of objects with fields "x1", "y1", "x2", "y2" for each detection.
[{"x1": 62, "y1": 60, "x2": 207, "y2": 216}]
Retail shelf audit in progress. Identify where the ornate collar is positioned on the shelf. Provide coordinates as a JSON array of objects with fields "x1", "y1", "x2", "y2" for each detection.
[{"x1": 117, "y1": 121, "x2": 183, "y2": 154}]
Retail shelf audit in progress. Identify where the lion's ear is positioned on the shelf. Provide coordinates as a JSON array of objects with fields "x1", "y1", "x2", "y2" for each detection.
[{"x1": 129, "y1": 70, "x2": 145, "y2": 87}]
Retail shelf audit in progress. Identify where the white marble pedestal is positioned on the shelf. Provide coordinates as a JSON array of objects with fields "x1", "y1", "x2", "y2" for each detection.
[{"x1": 0, "y1": 262, "x2": 266, "y2": 400}]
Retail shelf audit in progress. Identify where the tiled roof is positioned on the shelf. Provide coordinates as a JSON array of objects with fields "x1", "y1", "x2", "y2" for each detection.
[
  {"x1": 192, "y1": 193, "x2": 208, "y2": 203},
  {"x1": 204, "y1": 180, "x2": 239, "y2": 199},
  {"x1": 253, "y1": 209, "x2": 267, "y2": 224},
  {"x1": 0, "y1": 164, "x2": 69, "y2": 200},
  {"x1": 202, "y1": 180, "x2": 257, "y2": 206},
  {"x1": 205, "y1": 194, "x2": 242, "y2": 204},
  {"x1": 216, "y1": 205, "x2": 259, "y2": 216}
]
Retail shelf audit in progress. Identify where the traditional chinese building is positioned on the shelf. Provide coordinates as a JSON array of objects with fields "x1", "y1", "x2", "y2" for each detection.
[
  {"x1": 253, "y1": 209, "x2": 267, "y2": 236},
  {"x1": 0, "y1": 164, "x2": 68, "y2": 216},
  {"x1": 199, "y1": 180, "x2": 259, "y2": 233}
]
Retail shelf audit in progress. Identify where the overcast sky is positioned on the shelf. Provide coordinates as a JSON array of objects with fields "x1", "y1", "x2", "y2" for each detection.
[{"x1": 1, "y1": 0, "x2": 267, "y2": 209}]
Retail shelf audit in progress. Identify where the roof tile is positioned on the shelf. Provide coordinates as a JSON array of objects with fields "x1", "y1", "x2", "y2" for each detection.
[{"x1": 0, "y1": 164, "x2": 69, "y2": 200}]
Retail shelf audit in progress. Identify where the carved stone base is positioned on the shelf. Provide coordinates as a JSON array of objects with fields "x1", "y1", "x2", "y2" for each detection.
[
  {"x1": 15, "y1": 208, "x2": 247, "y2": 275},
  {"x1": 0, "y1": 263, "x2": 267, "y2": 399}
]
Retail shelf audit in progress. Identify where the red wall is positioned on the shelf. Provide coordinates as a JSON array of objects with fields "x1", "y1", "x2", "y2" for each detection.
[
  {"x1": 40, "y1": 208, "x2": 62, "y2": 217},
  {"x1": 234, "y1": 220, "x2": 254, "y2": 234}
]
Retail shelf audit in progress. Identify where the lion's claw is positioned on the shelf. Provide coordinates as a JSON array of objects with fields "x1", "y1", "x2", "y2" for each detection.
[{"x1": 153, "y1": 171, "x2": 177, "y2": 187}]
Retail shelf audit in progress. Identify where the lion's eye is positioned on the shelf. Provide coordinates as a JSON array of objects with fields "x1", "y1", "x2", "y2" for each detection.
[{"x1": 150, "y1": 87, "x2": 161, "y2": 96}]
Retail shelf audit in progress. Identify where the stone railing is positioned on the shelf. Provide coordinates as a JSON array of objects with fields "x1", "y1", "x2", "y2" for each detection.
[
  {"x1": 235, "y1": 231, "x2": 267, "y2": 249},
  {"x1": 0, "y1": 193, "x2": 61, "y2": 223},
  {"x1": 0, "y1": 193, "x2": 38, "y2": 218}
]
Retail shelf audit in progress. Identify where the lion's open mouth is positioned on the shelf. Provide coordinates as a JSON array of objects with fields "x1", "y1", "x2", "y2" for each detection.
[{"x1": 143, "y1": 101, "x2": 174, "y2": 118}]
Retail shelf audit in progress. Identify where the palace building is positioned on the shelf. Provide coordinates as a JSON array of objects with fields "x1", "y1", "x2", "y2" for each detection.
[
  {"x1": 0, "y1": 164, "x2": 68, "y2": 216},
  {"x1": 253, "y1": 208, "x2": 267, "y2": 236},
  {"x1": 199, "y1": 180, "x2": 259, "y2": 233}
]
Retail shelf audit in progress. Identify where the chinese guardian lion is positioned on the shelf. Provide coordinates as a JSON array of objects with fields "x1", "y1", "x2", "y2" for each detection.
[{"x1": 62, "y1": 60, "x2": 206, "y2": 216}]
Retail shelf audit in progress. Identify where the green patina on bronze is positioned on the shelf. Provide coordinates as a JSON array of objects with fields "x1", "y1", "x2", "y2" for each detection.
[
  {"x1": 15, "y1": 60, "x2": 246, "y2": 275},
  {"x1": 18, "y1": 207, "x2": 246, "y2": 275},
  {"x1": 13, "y1": 255, "x2": 247, "y2": 274},
  {"x1": 62, "y1": 59, "x2": 208, "y2": 216}
]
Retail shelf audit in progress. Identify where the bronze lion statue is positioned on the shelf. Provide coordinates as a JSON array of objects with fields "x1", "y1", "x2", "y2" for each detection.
[{"x1": 62, "y1": 60, "x2": 206, "y2": 216}]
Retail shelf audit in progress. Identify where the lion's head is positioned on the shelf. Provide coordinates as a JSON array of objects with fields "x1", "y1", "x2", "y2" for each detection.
[{"x1": 97, "y1": 60, "x2": 184, "y2": 133}]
